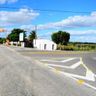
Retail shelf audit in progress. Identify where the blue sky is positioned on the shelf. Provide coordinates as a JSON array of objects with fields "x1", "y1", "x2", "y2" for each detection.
[{"x1": 0, "y1": 0, "x2": 96, "y2": 42}]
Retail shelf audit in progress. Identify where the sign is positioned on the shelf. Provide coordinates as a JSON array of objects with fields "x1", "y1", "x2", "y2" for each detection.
[
  {"x1": 0, "y1": 28, "x2": 5, "y2": 32},
  {"x1": 19, "y1": 33, "x2": 24, "y2": 41}
]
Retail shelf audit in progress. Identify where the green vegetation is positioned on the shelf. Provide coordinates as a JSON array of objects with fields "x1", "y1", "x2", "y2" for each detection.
[
  {"x1": 28, "y1": 30, "x2": 37, "y2": 42},
  {"x1": 2, "y1": 28, "x2": 95, "y2": 51},
  {"x1": 57, "y1": 42, "x2": 96, "y2": 51},
  {"x1": 0, "y1": 38, "x2": 6, "y2": 44},
  {"x1": 25, "y1": 30, "x2": 37, "y2": 47},
  {"x1": 51, "y1": 31, "x2": 70, "y2": 45},
  {"x1": 7, "y1": 28, "x2": 26, "y2": 42},
  {"x1": 51, "y1": 30, "x2": 96, "y2": 51}
]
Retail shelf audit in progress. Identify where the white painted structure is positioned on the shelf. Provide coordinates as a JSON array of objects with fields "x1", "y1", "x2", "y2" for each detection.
[{"x1": 33, "y1": 39, "x2": 57, "y2": 50}]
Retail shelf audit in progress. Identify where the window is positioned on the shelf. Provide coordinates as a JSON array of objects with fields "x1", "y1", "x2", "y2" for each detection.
[
  {"x1": 44, "y1": 44, "x2": 47, "y2": 50},
  {"x1": 52, "y1": 44, "x2": 54, "y2": 50}
]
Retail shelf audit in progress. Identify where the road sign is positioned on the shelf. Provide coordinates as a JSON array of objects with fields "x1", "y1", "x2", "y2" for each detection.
[
  {"x1": 19, "y1": 33, "x2": 24, "y2": 41},
  {"x1": 0, "y1": 28, "x2": 5, "y2": 32}
]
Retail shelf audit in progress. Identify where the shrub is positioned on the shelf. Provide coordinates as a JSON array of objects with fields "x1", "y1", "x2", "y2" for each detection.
[{"x1": 57, "y1": 44, "x2": 74, "y2": 50}]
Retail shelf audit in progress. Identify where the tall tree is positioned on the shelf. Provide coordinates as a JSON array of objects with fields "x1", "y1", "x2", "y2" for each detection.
[
  {"x1": 28, "y1": 30, "x2": 37, "y2": 47},
  {"x1": 7, "y1": 28, "x2": 26, "y2": 42},
  {"x1": 0, "y1": 38, "x2": 6, "y2": 44},
  {"x1": 51, "y1": 31, "x2": 70, "y2": 45},
  {"x1": 29, "y1": 30, "x2": 37, "y2": 41}
]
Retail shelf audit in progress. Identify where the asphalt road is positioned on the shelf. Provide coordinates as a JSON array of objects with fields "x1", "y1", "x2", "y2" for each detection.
[{"x1": 0, "y1": 45, "x2": 96, "y2": 96}]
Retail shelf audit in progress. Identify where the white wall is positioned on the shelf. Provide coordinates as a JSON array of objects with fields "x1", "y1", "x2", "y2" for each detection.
[{"x1": 33, "y1": 39, "x2": 57, "y2": 50}]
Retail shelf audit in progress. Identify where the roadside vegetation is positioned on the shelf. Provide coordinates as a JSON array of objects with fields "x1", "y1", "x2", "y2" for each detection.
[
  {"x1": 0, "y1": 38, "x2": 6, "y2": 44},
  {"x1": 51, "y1": 30, "x2": 96, "y2": 51},
  {"x1": 57, "y1": 42, "x2": 96, "y2": 51},
  {"x1": 0, "y1": 28, "x2": 96, "y2": 51}
]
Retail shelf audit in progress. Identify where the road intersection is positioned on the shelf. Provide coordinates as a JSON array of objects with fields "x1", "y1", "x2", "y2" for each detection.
[{"x1": 35, "y1": 57, "x2": 96, "y2": 90}]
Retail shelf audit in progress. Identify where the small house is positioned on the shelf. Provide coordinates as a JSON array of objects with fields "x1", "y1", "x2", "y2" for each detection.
[{"x1": 33, "y1": 39, "x2": 57, "y2": 50}]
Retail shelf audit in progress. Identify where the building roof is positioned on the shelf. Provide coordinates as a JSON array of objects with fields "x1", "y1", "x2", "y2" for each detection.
[{"x1": 34, "y1": 39, "x2": 56, "y2": 44}]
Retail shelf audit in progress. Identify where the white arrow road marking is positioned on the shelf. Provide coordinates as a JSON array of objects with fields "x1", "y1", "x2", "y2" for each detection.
[
  {"x1": 42, "y1": 59, "x2": 96, "y2": 90},
  {"x1": 40, "y1": 58, "x2": 76, "y2": 63},
  {"x1": 86, "y1": 70, "x2": 95, "y2": 81},
  {"x1": 80, "y1": 58, "x2": 95, "y2": 81},
  {"x1": 63, "y1": 71, "x2": 95, "y2": 81},
  {"x1": 48, "y1": 64, "x2": 95, "y2": 81},
  {"x1": 60, "y1": 71, "x2": 96, "y2": 90},
  {"x1": 42, "y1": 57, "x2": 96, "y2": 90},
  {"x1": 47, "y1": 61, "x2": 81, "y2": 69},
  {"x1": 47, "y1": 62, "x2": 95, "y2": 81}
]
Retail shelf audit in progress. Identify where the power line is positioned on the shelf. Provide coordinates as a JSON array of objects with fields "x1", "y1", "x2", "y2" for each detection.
[{"x1": 0, "y1": 6, "x2": 92, "y2": 14}]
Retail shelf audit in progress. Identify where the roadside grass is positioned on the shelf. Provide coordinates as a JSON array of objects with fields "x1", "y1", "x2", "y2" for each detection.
[{"x1": 57, "y1": 43, "x2": 96, "y2": 51}]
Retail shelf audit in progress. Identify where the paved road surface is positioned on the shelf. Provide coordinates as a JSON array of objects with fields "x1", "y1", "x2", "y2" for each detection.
[{"x1": 0, "y1": 45, "x2": 96, "y2": 96}]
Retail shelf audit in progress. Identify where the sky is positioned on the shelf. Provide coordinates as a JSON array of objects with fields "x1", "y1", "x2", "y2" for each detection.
[{"x1": 0, "y1": 0, "x2": 96, "y2": 42}]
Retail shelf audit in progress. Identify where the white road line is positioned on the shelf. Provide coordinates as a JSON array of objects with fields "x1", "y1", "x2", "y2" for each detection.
[
  {"x1": 40, "y1": 59, "x2": 61, "y2": 62},
  {"x1": 60, "y1": 71, "x2": 96, "y2": 90},
  {"x1": 47, "y1": 61, "x2": 81, "y2": 69},
  {"x1": 61, "y1": 58, "x2": 76, "y2": 62},
  {"x1": 62, "y1": 72, "x2": 95, "y2": 81},
  {"x1": 50, "y1": 67, "x2": 96, "y2": 90},
  {"x1": 80, "y1": 58, "x2": 95, "y2": 81},
  {"x1": 48, "y1": 64, "x2": 95, "y2": 81},
  {"x1": 40, "y1": 58, "x2": 76, "y2": 63},
  {"x1": 70, "y1": 61, "x2": 81, "y2": 69},
  {"x1": 45, "y1": 57, "x2": 95, "y2": 81},
  {"x1": 86, "y1": 70, "x2": 95, "y2": 81},
  {"x1": 81, "y1": 63, "x2": 89, "y2": 70},
  {"x1": 42, "y1": 57, "x2": 96, "y2": 90},
  {"x1": 80, "y1": 58, "x2": 89, "y2": 70},
  {"x1": 47, "y1": 64, "x2": 72, "y2": 69},
  {"x1": 84, "y1": 83, "x2": 96, "y2": 90},
  {"x1": 43, "y1": 60, "x2": 96, "y2": 90}
]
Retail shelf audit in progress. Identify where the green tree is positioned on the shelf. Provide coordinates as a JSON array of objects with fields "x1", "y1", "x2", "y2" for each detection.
[
  {"x1": 51, "y1": 31, "x2": 70, "y2": 45},
  {"x1": 29, "y1": 30, "x2": 37, "y2": 41},
  {"x1": 7, "y1": 28, "x2": 26, "y2": 42},
  {"x1": 0, "y1": 38, "x2": 6, "y2": 44},
  {"x1": 28, "y1": 30, "x2": 37, "y2": 47}
]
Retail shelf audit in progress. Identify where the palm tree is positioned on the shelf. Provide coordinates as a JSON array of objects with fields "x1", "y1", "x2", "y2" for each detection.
[{"x1": 28, "y1": 30, "x2": 37, "y2": 47}]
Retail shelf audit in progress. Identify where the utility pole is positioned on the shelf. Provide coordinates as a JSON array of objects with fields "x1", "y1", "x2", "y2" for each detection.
[
  {"x1": 34, "y1": 25, "x2": 37, "y2": 39},
  {"x1": 34, "y1": 25, "x2": 37, "y2": 46}
]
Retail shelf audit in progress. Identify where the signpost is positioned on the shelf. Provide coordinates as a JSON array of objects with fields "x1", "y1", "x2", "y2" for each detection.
[
  {"x1": 19, "y1": 32, "x2": 24, "y2": 41},
  {"x1": 0, "y1": 28, "x2": 5, "y2": 32},
  {"x1": 19, "y1": 32, "x2": 25, "y2": 47}
]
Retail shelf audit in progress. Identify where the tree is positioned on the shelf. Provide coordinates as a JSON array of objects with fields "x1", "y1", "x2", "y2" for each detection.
[
  {"x1": 7, "y1": 28, "x2": 26, "y2": 42},
  {"x1": 0, "y1": 38, "x2": 6, "y2": 44},
  {"x1": 29, "y1": 30, "x2": 37, "y2": 41},
  {"x1": 28, "y1": 30, "x2": 37, "y2": 47},
  {"x1": 51, "y1": 31, "x2": 70, "y2": 45}
]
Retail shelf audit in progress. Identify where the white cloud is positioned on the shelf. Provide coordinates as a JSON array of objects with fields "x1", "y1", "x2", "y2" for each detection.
[
  {"x1": 20, "y1": 23, "x2": 96, "y2": 42},
  {"x1": 0, "y1": 8, "x2": 39, "y2": 26},
  {"x1": 69, "y1": 30, "x2": 96, "y2": 36},
  {"x1": 68, "y1": 30, "x2": 96, "y2": 42},
  {"x1": 14, "y1": 11, "x2": 96, "y2": 42},
  {"x1": 50, "y1": 11, "x2": 96, "y2": 28},
  {"x1": 21, "y1": 11, "x2": 96, "y2": 30},
  {"x1": 0, "y1": 0, "x2": 18, "y2": 4}
]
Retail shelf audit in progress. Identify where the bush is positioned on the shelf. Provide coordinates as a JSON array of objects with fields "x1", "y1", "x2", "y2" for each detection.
[{"x1": 57, "y1": 44, "x2": 74, "y2": 50}]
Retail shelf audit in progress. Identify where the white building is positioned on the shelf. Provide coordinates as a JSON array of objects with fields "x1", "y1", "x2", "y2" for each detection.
[{"x1": 33, "y1": 39, "x2": 57, "y2": 51}]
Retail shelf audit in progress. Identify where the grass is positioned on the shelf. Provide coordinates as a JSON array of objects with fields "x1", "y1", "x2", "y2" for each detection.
[{"x1": 57, "y1": 43, "x2": 96, "y2": 51}]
